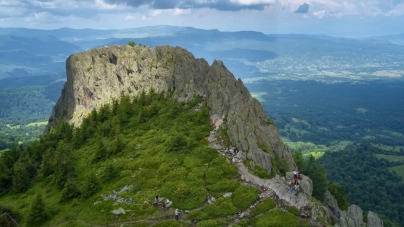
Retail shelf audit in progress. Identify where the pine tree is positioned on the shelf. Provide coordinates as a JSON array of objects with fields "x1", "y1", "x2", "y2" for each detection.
[
  {"x1": 26, "y1": 193, "x2": 47, "y2": 226},
  {"x1": 60, "y1": 179, "x2": 80, "y2": 202},
  {"x1": 12, "y1": 161, "x2": 30, "y2": 193},
  {"x1": 82, "y1": 173, "x2": 100, "y2": 198}
]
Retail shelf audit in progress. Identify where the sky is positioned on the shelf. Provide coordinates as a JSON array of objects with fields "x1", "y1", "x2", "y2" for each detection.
[{"x1": 1, "y1": 0, "x2": 404, "y2": 36}]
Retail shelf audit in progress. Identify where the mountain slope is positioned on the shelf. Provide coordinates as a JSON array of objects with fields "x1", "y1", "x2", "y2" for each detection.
[{"x1": 46, "y1": 44, "x2": 294, "y2": 175}]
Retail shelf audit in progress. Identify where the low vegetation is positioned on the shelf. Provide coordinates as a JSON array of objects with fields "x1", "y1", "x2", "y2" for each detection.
[{"x1": 1, "y1": 91, "x2": 298, "y2": 227}]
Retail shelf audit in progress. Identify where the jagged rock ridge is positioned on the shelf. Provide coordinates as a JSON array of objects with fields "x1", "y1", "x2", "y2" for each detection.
[{"x1": 47, "y1": 45, "x2": 295, "y2": 174}]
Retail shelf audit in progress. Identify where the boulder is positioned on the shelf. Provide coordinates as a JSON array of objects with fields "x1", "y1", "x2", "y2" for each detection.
[{"x1": 367, "y1": 211, "x2": 383, "y2": 227}]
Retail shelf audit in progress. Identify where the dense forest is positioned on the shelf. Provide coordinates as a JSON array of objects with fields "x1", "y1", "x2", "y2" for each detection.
[
  {"x1": 0, "y1": 77, "x2": 64, "y2": 149},
  {"x1": 319, "y1": 145, "x2": 404, "y2": 225},
  {"x1": 246, "y1": 80, "x2": 404, "y2": 150}
]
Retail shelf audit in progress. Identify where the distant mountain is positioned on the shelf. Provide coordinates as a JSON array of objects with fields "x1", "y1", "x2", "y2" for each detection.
[{"x1": 0, "y1": 35, "x2": 81, "y2": 79}]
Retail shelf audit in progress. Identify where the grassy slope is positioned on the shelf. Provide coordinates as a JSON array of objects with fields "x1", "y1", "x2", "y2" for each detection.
[{"x1": 0, "y1": 92, "x2": 302, "y2": 227}]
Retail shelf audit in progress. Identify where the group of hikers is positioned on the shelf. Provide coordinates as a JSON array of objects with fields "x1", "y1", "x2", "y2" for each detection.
[
  {"x1": 154, "y1": 195, "x2": 179, "y2": 220},
  {"x1": 286, "y1": 170, "x2": 302, "y2": 196}
]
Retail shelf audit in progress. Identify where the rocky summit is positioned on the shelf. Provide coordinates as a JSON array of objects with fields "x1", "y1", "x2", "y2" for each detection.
[{"x1": 47, "y1": 44, "x2": 294, "y2": 175}]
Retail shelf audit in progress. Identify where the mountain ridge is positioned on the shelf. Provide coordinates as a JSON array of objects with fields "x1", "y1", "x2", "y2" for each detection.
[{"x1": 46, "y1": 44, "x2": 295, "y2": 175}]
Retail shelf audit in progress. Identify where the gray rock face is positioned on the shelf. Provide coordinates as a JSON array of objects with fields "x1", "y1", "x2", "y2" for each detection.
[
  {"x1": 324, "y1": 190, "x2": 341, "y2": 224},
  {"x1": 367, "y1": 211, "x2": 383, "y2": 227},
  {"x1": 46, "y1": 45, "x2": 296, "y2": 175},
  {"x1": 347, "y1": 205, "x2": 363, "y2": 226}
]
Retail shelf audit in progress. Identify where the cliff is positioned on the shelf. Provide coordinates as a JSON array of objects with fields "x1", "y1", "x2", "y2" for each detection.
[{"x1": 46, "y1": 44, "x2": 295, "y2": 174}]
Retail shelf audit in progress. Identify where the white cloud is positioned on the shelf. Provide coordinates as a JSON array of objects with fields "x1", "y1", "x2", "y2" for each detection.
[
  {"x1": 173, "y1": 8, "x2": 191, "y2": 16},
  {"x1": 313, "y1": 10, "x2": 326, "y2": 18},
  {"x1": 229, "y1": 0, "x2": 277, "y2": 5},
  {"x1": 141, "y1": 15, "x2": 153, "y2": 20},
  {"x1": 124, "y1": 15, "x2": 135, "y2": 20}
]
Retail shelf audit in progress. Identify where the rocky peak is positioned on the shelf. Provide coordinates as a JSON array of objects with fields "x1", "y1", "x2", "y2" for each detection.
[{"x1": 46, "y1": 44, "x2": 295, "y2": 175}]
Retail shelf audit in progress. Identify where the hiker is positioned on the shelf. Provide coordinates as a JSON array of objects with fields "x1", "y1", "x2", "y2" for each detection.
[
  {"x1": 294, "y1": 182, "x2": 300, "y2": 196},
  {"x1": 298, "y1": 172, "x2": 302, "y2": 180},
  {"x1": 286, "y1": 180, "x2": 292, "y2": 192},
  {"x1": 154, "y1": 195, "x2": 159, "y2": 204},
  {"x1": 293, "y1": 170, "x2": 298, "y2": 184},
  {"x1": 175, "y1": 209, "x2": 179, "y2": 220},
  {"x1": 163, "y1": 199, "x2": 170, "y2": 211}
]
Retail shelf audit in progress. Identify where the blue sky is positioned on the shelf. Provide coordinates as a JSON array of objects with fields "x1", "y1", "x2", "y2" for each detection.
[{"x1": 1, "y1": 0, "x2": 404, "y2": 36}]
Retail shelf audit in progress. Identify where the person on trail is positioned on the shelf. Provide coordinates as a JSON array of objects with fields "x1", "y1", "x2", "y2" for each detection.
[
  {"x1": 298, "y1": 172, "x2": 302, "y2": 180},
  {"x1": 293, "y1": 170, "x2": 298, "y2": 184},
  {"x1": 163, "y1": 201, "x2": 166, "y2": 210},
  {"x1": 286, "y1": 180, "x2": 292, "y2": 192},
  {"x1": 175, "y1": 209, "x2": 179, "y2": 220},
  {"x1": 294, "y1": 182, "x2": 300, "y2": 196},
  {"x1": 155, "y1": 195, "x2": 159, "y2": 204}
]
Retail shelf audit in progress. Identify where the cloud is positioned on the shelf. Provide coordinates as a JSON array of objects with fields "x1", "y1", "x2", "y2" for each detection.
[
  {"x1": 103, "y1": 0, "x2": 277, "y2": 11},
  {"x1": 312, "y1": 9, "x2": 326, "y2": 18},
  {"x1": 294, "y1": 3, "x2": 309, "y2": 13}
]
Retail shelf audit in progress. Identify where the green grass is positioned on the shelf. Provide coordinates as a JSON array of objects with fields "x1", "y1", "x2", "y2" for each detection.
[
  {"x1": 375, "y1": 154, "x2": 404, "y2": 162},
  {"x1": 0, "y1": 93, "x2": 230, "y2": 226},
  {"x1": 250, "y1": 198, "x2": 276, "y2": 217},
  {"x1": 25, "y1": 121, "x2": 48, "y2": 127},
  {"x1": 250, "y1": 209, "x2": 300, "y2": 227},
  {"x1": 389, "y1": 165, "x2": 404, "y2": 179}
]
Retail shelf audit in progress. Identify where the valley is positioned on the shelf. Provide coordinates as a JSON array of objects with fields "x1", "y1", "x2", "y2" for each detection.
[{"x1": 0, "y1": 26, "x2": 403, "y2": 226}]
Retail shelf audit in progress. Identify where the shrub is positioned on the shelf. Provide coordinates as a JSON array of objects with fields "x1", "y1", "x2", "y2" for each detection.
[
  {"x1": 207, "y1": 179, "x2": 240, "y2": 194},
  {"x1": 250, "y1": 209, "x2": 300, "y2": 227},
  {"x1": 153, "y1": 220, "x2": 184, "y2": 227},
  {"x1": 190, "y1": 147, "x2": 218, "y2": 163},
  {"x1": 231, "y1": 185, "x2": 259, "y2": 211},
  {"x1": 288, "y1": 206, "x2": 300, "y2": 216},
  {"x1": 250, "y1": 198, "x2": 276, "y2": 216},
  {"x1": 128, "y1": 41, "x2": 135, "y2": 47},
  {"x1": 196, "y1": 220, "x2": 220, "y2": 227},
  {"x1": 201, "y1": 197, "x2": 238, "y2": 218},
  {"x1": 160, "y1": 182, "x2": 206, "y2": 210},
  {"x1": 187, "y1": 210, "x2": 209, "y2": 221}
]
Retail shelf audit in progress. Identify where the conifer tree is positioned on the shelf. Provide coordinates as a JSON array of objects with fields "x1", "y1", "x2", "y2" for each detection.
[
  {"x1": 12, "y1": 161, "x2": 30, "y2": 193},
  {"x1": 26, "y1": 193, "x2": 47, "y2": 226},
  {"x1": 60, "y1": 179, "x2": 80, "y2": 202},
  {"x1": 82, "y1": 173, "x2": 100, "y2": 198}
]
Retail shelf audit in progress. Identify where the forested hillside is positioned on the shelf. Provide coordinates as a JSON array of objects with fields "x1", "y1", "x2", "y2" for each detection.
[
  {"x1": 320, "y1": 145, "x2": 404, "y2": 225},
  {"x1": 0, "y1": 92, "x2": 309, "y2": 227}
]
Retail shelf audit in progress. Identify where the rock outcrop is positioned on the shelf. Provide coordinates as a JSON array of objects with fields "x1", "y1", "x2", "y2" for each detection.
[
  {"x1": 367, "y1": 211, "x2": 383, "y2": 227},
  {"x1": 324, "y1": 190, "x2": 342, "y2": 224},
  {"x1": 46, "y1": 45, "x2": 296, "y2": 175},
  {"x1": 335, "y1": 205, "x2": 384, "y2": 227}
]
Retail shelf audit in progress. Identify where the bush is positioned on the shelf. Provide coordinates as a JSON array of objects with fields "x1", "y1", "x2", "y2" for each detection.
[
  {"x1": 201, "y1": 197, "x2": 237, "y2": 218},
  {"x1": 251, "y1": 209, "x2": 300, "y2": 227},
  {"x1": 187, "y1": 210, "x2": 209, "y2": 221},
  {"x1": 196, "y1": 220, "x2": 220, "y2": 227},
  {"x1": 231, "y1": 185, "x2": 259, "y2": 210},
  {"x1": 288, "y1": 206, "x2": 300, "y2": 216},
  {"x1": 128, "y1": 41, "x2": 135, "y2": 47},
  {"x1": 190, "y1": 147, "x2": 218, "y2": 163},
  {"x1": 160, "y1": 182, "x2": 206, "y2": 210},
  {"x1": 207, "y1": 179, "x2": 240, "y2": 193},
  {"x1": 250, "y1": 198, "x2": 276, "y2": 216},
  {"x1": 153, "y1": 220, "x2": 184, "y2": 227}
]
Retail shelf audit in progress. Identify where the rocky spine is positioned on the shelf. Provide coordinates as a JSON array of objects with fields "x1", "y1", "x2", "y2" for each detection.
[{"x1": 47, "y1": 45, "x2": 295, "y2": 175}]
